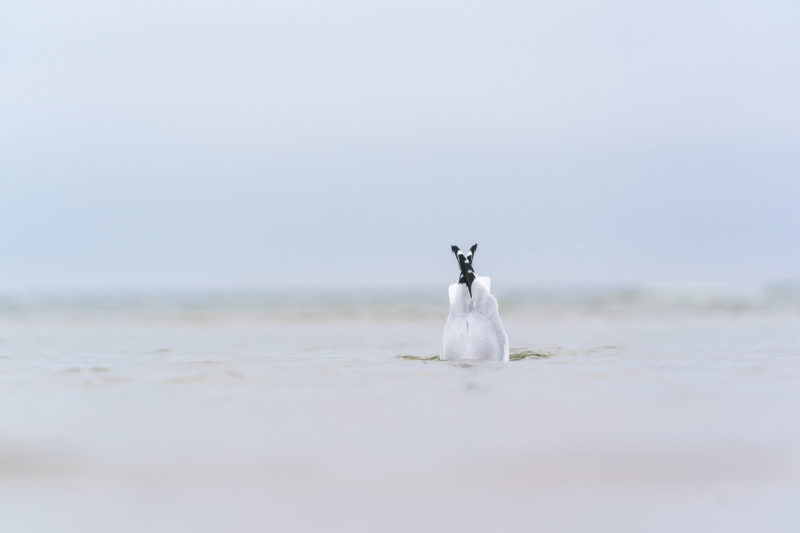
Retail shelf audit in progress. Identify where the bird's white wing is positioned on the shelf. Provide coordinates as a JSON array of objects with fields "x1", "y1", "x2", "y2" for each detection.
[
  {"x1": 448, "y1": 283, "x2": 470, "y2": 314},
  {"x1": 475, "y1": 276, "x2": 491, "y2": 294},
  {"x1": 448, "y1": 283, "x2": 458, "y2": 306},
  {"x1": 469, "y1": 276, "x2": 509, "y2": 360}
]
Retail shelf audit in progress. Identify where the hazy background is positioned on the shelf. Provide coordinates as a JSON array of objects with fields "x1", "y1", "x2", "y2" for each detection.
[
  {"x1": 3, "y1": 6, "x2": 800, "y2": 532},
  {"x1": 2, "y1": 0, "x2": 799, "y2": 290}
]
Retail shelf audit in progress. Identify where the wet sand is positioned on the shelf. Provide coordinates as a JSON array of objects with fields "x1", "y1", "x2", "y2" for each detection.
[{"x1": 1, "y1": 290, "x2": 798, "y2": 532}]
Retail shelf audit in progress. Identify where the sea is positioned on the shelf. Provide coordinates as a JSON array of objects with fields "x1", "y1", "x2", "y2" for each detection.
[{"x1": 1, "y1": 284, "x2": 799, "y2": 532}]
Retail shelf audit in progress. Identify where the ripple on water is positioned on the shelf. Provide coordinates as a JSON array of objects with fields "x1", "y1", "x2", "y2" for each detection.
[{"x1": 396, "y1": 349, "x2": 553, "y2": 362}]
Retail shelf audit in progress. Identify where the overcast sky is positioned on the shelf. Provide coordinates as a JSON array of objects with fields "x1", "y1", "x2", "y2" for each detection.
[{"x1": 2, "y1": 0, "x2": 798, "y2": 289}]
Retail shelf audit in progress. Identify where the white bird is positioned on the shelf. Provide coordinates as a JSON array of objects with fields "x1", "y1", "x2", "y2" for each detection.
[{"x1": 442, "y1": 244, "x2": 509, "y2": 361}]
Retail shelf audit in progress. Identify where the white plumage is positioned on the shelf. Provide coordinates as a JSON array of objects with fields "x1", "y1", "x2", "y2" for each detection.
[{"x1": 442, "y1": 275, "x2": 509, "y2": 361}]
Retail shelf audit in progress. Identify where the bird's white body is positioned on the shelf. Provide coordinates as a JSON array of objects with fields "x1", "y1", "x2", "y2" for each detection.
[{"x1": 442, "y1": 276, "x2": 509, "y2": 361}]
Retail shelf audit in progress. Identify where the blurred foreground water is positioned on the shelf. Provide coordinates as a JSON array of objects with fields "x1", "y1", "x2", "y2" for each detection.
[{"x1": 1, "y1": 284, "x2": 799, "y2": 532}]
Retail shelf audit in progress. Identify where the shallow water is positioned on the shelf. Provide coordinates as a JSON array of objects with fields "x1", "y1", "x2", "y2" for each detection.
[{"x1": 1, "y1": 288, "x2": 799, "y2": 532}]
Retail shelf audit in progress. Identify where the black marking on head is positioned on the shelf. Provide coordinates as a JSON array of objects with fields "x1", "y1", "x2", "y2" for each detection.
[{"x1": 450, "y1": 243, "x2": 478, "y2": 297}]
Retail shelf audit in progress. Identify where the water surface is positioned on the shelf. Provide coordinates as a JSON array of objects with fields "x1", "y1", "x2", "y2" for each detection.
[{"x1": 1, "y1": 287, "x2": 798, "y2": 532}]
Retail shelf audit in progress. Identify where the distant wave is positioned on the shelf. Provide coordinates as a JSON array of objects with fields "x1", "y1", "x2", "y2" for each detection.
[{"x1": 1, "y1": 283, "x2": 798, "y2": 321}]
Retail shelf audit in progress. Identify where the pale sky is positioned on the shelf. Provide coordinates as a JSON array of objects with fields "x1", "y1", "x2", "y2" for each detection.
[{"x1": 2, "y1": 0, "x2": 799, "y2": 289}]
